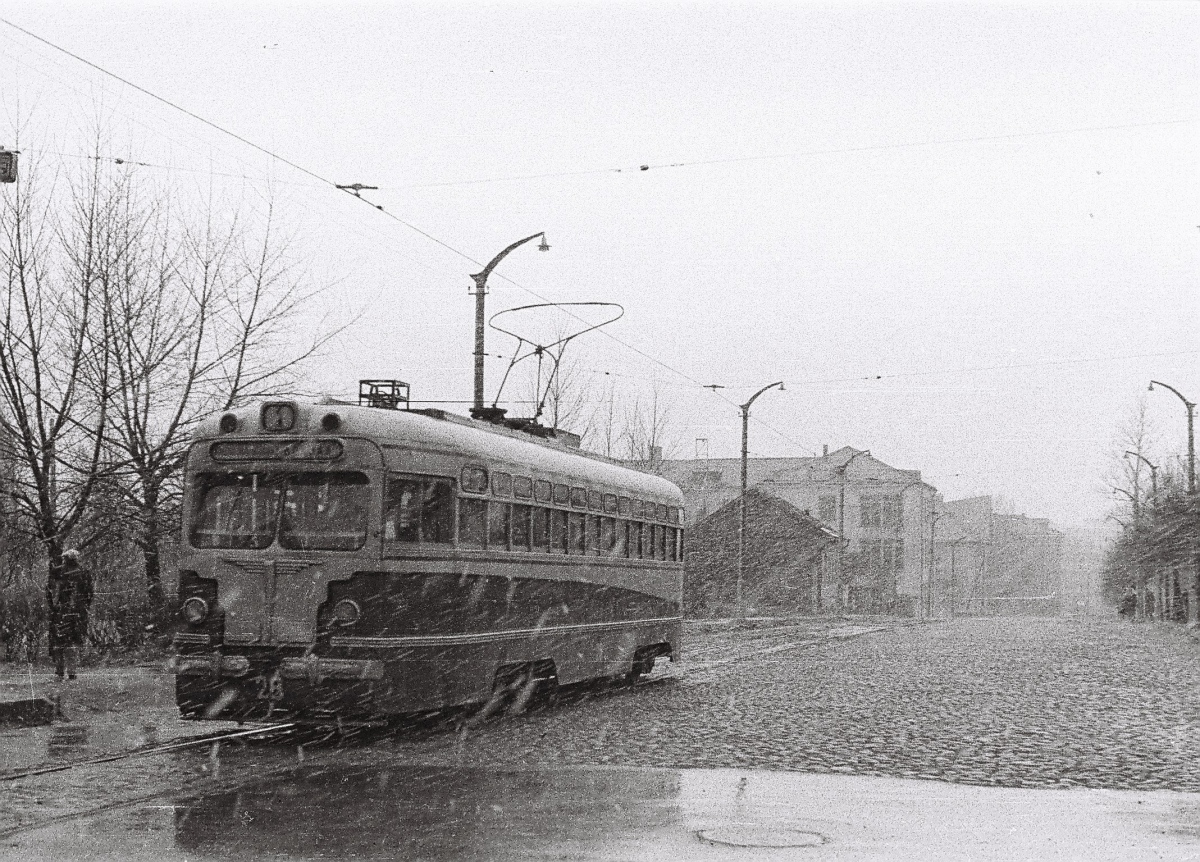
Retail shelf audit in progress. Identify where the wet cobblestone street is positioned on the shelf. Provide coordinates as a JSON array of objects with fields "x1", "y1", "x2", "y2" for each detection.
[
  {"x1": 433, "y1": 617, "x2": 1200, "y2": 792},
  {"x1": 3, "y1": 616, "x2": 1199, "y2": 845}
]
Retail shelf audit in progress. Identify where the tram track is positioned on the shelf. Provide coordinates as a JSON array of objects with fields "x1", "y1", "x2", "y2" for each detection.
[
  {"x1": 0, "y1": 623, "x2": 901, "y2": 842},
  {"x1": 0, "y1": 722, "x2": 298, "y2": 783}
]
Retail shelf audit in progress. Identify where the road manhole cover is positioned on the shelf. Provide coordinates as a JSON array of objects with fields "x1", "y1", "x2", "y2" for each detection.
[{"x1": 697, "y1": 826, "x2": 827, "y2": 848}]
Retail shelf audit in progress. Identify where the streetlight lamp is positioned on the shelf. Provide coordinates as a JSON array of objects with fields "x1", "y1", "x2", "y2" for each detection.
[
  {"x1": 736, "y1": 380, "x2": 785, "y2": 619},
  {"x1": 1148, "y1": 380, "x2": 1195, "y2": 494},
  {"x1": 469, "y1": 233, "x2": 549, "y2": 419},
  {"x1": 1124, "y1": 450, "x2": 1158, "y2": 508},
  {"x1": 1124, "y1": 450, "x2": 1162, "y2": 622}
]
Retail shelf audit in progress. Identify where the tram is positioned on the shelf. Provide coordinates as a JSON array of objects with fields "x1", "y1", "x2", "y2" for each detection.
[{"x1": 170, "y1": 387, "x2": 684, "y2": 722}]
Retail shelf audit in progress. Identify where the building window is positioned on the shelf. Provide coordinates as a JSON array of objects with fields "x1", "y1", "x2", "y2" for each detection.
[
  {"x1": 818, "y1": 496, "x2": 837, "y2": 525},
  {"x1": 861, "y1": 538, "x2": 905, "y2": 573},
  {"x1": 860, "y1": 495, "x2": 902, "y2": 530}
]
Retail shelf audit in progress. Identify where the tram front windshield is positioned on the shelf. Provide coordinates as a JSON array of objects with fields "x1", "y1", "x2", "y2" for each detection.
[{"x1": 190, "y1": 471, "x2": 369, "y2": 551}]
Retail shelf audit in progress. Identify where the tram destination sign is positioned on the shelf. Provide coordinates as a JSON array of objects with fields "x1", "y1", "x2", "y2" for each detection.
[{"x1": 210, "y1": 439, "x2": 344, "y2": 461}]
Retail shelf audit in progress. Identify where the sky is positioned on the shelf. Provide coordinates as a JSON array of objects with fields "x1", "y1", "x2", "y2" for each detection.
[{"x1": 1, "y1": 1, "x2": 1196, "y2": 530}]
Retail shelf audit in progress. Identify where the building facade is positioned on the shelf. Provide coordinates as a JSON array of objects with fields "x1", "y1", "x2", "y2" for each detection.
[
  {"x1": 655, "y1": 447, "x2": 939, "y2": 615},
  {"x1": 684, "y1": 488, "x2": 836, "y2": 617},
  {"x1": 937, "y1": 496, "x2": 1064, "y2": 615}
]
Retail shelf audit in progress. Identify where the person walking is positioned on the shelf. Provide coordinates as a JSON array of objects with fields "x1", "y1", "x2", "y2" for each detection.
[{"x1": 47, "y1": 549, "x2": 93, "y2": 680}]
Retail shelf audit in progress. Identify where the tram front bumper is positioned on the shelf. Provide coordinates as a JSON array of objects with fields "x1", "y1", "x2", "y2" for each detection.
[{"x1": 169, "y1": 654, "x2": 385, "y2": 682}]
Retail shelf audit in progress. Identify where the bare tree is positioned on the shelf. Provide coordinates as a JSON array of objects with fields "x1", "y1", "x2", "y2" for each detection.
[
  {"x1": 620, "y1": 382, "x2": 676, "y2": 472},
  {"x1": 586, "y1": 381, "x2": 620, "y2": 458},
  {"x1": 0, "y1": 137, "x2": 114, "y2": 584},
  {"x1": 103, "y1": 182, "x2": 336, "y2": 617},
  {"x1": 1101, "y1": 397, "x2": 1162, "y2": 619}
]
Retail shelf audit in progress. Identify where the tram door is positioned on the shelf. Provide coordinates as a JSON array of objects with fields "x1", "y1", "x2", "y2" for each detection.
[
  {"x1": 268, "y1": 560, "x2": 324, "y2": 643},
  {"x1": 218, "y1": 559, "x2": 322, "y2": 645},
  {"x1": 219, "y1": 559, "x2": 271, "y2": 645}
]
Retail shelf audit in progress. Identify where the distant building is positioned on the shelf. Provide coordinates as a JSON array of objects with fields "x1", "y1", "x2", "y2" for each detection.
[
  {"x1": 684, "y1": 488, "x2": 837, "y2": 617},
  {"x1": 654, "y1": 447, "x2": 939, "y2": 615},
  {"x1": 937, "y1": 496, "x2": 1064, "y2": 615}
]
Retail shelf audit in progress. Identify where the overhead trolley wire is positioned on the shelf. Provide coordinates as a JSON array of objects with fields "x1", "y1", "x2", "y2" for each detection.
[
  {"x1": 398, "y1": 118, "x2": 1199, "y2": 190},
  {"x1": 0, "y1": 16, "x2": 820, "y2": 454}
]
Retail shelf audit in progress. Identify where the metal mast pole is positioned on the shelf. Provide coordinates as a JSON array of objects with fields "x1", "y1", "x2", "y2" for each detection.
[
  {"x1": 1149, "y1": 380, "x2": 1195, "y2": 493},
  {"x1": 470, "y1": 232, "x2": 547, "y2": 416},
  {"x1": 737, "y1": 381, "x2": 784, "y2": 619}
]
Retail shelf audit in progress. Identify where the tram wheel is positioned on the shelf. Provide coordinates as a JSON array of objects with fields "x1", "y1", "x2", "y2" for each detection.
[
  {"x1": 510, "y1": 660, "x2": 558, "y2": 714},
  {"x1": 626, "y1": 650, "x2": 657, "y2": 683}
]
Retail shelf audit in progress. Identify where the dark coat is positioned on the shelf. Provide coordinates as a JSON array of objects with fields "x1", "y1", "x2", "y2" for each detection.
[{"x1": 47, "y1": 561, "x2": 94, "y2": 648}]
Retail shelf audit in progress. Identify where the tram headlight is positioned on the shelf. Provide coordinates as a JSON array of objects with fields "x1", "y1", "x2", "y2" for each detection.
[
  {"x1": 331, "y1": 599, "x2": 361, "y2": 626},
  {"x1": 182, "y1": 597, "x2": 210, "y2": 625},
  {"x1": 218, "y1": 413, "x2": 238, "y2": 433}
]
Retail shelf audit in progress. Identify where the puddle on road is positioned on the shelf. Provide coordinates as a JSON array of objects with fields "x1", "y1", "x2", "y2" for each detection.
[{"x1": 4, "y1": 764, "x2": 1198, "y2": 861}]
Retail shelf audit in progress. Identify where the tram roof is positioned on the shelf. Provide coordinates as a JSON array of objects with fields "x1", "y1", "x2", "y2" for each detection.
[{"x1": 196, "y1": 400, "x2": 683, "y2": 503}]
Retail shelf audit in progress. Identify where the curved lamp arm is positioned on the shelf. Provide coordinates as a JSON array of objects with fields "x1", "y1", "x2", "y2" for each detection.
[
  {"x1": 1149, "y1": 380, "x2": 1195, "y2": 408},
  {"x1": 741, "y1": 381, "x2": 784, "y2": 412},
  {"x1": 470, "y1": 232, "x2": 547, "y2": 288}
]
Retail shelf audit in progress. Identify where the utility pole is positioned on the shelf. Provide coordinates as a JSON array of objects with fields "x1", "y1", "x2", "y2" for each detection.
[
  {"x1": 949, "y1": 537, "x2": 967, "y2": 619},
  {"x1": 1149, "y1": 381, "x2": 1195, "y2": 493},
  {"x1": 928, "y1": 510, "x2": 945, "y2": 618},
  {"x1": 834, "y1": 449, "x2": 870, "y2": 613},
  {"x1": 1147, "y1": 380, "x2": 1195, "y2": 623},
  {"x1": 737, "y1": 381, "x2": 784, "y2": 619},
  {"x1": 469, "y1": 233, "x2": 549, "y2": 419}
]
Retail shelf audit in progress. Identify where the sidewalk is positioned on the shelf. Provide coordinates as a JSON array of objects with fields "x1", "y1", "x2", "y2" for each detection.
[{"x1": 0, "y1": 662, "x2": 223, "y2": 778}]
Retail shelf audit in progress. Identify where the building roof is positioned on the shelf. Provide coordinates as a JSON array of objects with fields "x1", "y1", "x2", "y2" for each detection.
[
  {"x1": 695, "y1": 487, "x2": 839, "y2": 542},
  {"x1": 654, "y1": 447, "x2": 932, "y2": 491}
]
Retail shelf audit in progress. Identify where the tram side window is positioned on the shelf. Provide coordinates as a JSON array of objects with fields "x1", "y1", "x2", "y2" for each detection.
[
  {"x1": 667, "y1": 527, "x2": 678, "y2": 562},
  {"x1": 550, "y1": 509, "x2": 569, "y2": 553},
  {"x1": 646, "y1": 523, "x2": 658, "y2": 560},
  {"x1": 459, "y1": 498, "x2": 487, "y2": 548},
  {"x1": 384, "y1": 476, "x2": 454, "y2": 545},
  {"x1": 532, "y1": 507, "x2": 550, "y2": 552},
  {"x1": 600, "y1": 517, "x2": 616, "y2": 556},
  {"x1": 658, "y1": 524, "x2": 668, "y2": 560},
  {"x1": 488, "y1": 501, "x2": 511, "y2": 550},
  {"x1": 568, "y1": 512, "x2": 586, "y2": 554},
  {"x1": 512, "y1": 504, "x2": 532, "y2": 551},
  {"x1": 612, "y1": 519, "x2": 628, "y2": 557},
  {"x1": 586, "y1": 514, "x2": 601, "y2": 555}
]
